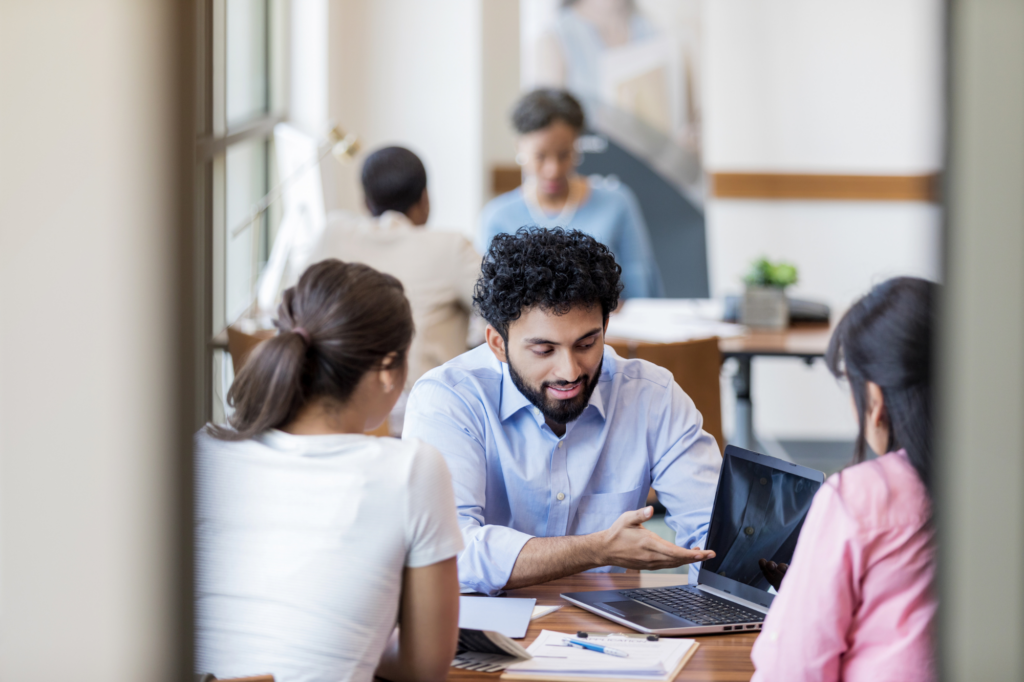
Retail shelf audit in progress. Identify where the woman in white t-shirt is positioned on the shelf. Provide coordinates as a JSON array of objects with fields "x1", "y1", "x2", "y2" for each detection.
[{"x1": 196, "y1": 259, "x2": 464, "y2": 682}]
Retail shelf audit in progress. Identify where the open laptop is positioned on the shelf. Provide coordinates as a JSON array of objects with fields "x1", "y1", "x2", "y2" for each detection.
[{"x1": 561, "y1": 445, "x2": 825, "y2": 635}]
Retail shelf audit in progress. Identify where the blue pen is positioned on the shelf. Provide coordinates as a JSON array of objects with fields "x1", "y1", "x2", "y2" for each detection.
[{"x1": 562, "y1": 638, "x2": 630, "y2": 658}]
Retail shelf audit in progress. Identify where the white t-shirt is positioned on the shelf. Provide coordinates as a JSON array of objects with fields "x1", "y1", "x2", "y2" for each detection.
[{"x1": 195, "y1": 429, "x2": 464, "y2": 682}]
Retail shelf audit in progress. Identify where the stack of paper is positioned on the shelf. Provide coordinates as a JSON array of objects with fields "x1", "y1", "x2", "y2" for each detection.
[
  {"x1": 606, "y1": 298, "x2": 745, "y2": 344},
  {"x1": 502, "y1": 630, "x2": 697, "y2": 681}
]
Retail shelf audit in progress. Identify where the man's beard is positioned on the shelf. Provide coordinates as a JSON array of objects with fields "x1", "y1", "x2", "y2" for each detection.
[{"x1": 507, "y1": 355, "x2": 603, "y2": 425}]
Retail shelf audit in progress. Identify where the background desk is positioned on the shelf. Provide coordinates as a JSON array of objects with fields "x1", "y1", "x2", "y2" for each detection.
[
  {"x1": 448, "y1": 574, "x2": 756, "y2": 682},
  {"x1": 720, "y1": 322, "x2": 831, "y2": 451}
]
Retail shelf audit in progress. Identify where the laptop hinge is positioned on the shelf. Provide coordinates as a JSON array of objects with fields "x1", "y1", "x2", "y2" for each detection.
[{"x1": 696, "y1": 584, "x2": 770, "y2": 615}]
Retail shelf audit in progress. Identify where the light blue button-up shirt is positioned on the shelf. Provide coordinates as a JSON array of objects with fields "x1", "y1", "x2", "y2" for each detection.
[{"x1": 403, "y1": 343, "x2": 722, "y2": 595}]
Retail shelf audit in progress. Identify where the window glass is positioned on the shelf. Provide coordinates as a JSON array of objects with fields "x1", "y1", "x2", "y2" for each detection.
[
  {"x1": 225, "y1": 137, "x2": 269, "y2": 323},
  {"x1": 226, "y1": 0, "x2": 269, "y2": 127}
]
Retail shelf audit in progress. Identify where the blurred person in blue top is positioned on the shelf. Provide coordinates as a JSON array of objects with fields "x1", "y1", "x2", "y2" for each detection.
[
  {"x1": 403, "y1": 228, "x2": 719, "y2": 596},
  {"x1": 478, "y1": 89, "x2": 664, "y2": 299}
]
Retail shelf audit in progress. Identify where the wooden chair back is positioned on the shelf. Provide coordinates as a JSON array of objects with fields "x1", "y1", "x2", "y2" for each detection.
[
  {"x1": 607, "y1": 336, "x2": 724, "y2": 454},
  {"x1": 225, "y1": 325, "x2": 276, "y2": 375}
]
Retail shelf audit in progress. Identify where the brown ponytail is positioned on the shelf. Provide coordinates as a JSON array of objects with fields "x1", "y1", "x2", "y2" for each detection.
[{"x1": 209, "y1": 259, "x2": 414, "y2": 440}]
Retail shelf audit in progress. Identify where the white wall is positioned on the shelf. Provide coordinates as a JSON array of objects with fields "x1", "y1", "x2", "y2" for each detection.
[
  {"x1": 0, "y1": 1, "x2": 185, "y2": 678},
  {"x1": 291, "y1": 0, "x2": 329, "y2": 134},
  {"x1": 705, "y1": 0, "x2": 944, "y2": 174},
  {"x1": 482, "y1": 0, "x2": 522, "y2": 197},
  {"x1": 705, "y1": 0, "x2": 945, "y2": 441},
  {"x1": 328, "y1": 0, "x2": 484, "y2": 238}
]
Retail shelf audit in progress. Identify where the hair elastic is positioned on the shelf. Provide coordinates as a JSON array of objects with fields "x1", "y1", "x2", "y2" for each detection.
[{"x1": 293, "y1": 327, "x2": 311, "y2": 346}]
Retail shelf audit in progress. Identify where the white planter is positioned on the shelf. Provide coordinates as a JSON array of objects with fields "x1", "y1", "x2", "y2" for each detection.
[{"x1": 741, "y1": 286, "x2": 789, "y2": 329}]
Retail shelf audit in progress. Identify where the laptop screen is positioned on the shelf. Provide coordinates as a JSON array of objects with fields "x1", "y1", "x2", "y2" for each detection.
[{"x1": 699, "y1": 447, "x2": 824, "y2": 602}]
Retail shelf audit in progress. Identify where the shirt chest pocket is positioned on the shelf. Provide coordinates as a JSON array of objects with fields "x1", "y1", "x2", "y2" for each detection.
[{"x1": 571, "y1": 485, "x2": 645, "y2": 536}]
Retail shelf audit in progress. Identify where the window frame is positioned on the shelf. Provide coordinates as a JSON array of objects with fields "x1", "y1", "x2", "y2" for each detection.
[{"x1": 194, "y1": 0, "x2": 289, "y2": 425}]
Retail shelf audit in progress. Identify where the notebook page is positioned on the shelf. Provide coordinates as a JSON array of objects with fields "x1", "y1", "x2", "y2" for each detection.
[{"x1": 505, "y1": 630, "x2": 696, "y2": 678}]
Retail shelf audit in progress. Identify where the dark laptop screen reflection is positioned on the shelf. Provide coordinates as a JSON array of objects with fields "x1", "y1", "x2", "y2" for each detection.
[{"x1": 701, "y1": 455, "x2": 820, "y2": 591}]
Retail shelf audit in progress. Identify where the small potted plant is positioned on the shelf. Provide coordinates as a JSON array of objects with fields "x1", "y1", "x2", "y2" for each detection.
[{"x1": 741, "y1": 257, "x2": 798, "y2": 329}]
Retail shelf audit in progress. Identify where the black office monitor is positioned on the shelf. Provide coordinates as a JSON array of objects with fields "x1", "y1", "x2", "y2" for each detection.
[{"x1": 698, "y1": 445, "x2": 825, "y2": 609}]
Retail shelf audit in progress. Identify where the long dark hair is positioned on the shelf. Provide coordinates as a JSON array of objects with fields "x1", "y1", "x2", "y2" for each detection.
[
  {"x1": 210, "y1": 259, "x2": 414, "y2": 440},
  {"x1": 825, "y1": 276, "x2": 936, "y2": 495}
]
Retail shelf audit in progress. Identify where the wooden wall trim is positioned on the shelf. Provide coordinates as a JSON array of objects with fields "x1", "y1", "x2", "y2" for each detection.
[
  {"x1": 491, "y1": 166, "x2": 941, "y2": 202},
  {"x1": 492, "y1": 165, "x2": 523, "y2": 196},
  {"x1": 711, "y1": 172, "x2": 940, "y2": 202}
]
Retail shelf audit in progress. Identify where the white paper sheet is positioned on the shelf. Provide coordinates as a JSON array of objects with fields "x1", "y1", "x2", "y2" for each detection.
[
  {"x1": 531, "y1": 604, "x2": 563, "y2": 620},
  {"x1": 606, "y1": 298, "x2": 746, "y2": 344},
  {"x1": 505, "y1": 630, "x2": 696, "y2": 679},
  {"x1": 459, "y1": 596, "x2": 537, "y2": 639}
]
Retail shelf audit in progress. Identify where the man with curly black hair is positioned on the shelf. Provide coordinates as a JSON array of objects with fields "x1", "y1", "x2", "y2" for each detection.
[{"x1": 404, "y1": 228, "x2": 721, "y2": 595}]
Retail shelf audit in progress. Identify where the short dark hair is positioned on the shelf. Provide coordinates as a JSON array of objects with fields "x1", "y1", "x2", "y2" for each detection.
[
  {"x1": 512, "y1": 88, "x2": 586, "y2": 134},
  {"x1": 210, "y1": 259, "x2": 414, "y2": 440},
  {"x1": 825, "y1": 276, "x2": 936, "y2": 495},
  {"x1": 361, "y1": 146, "x2": 427, "y2": 216},
  {"x1": 474, "y1": 227, "x2": 622, "y2": 339}
]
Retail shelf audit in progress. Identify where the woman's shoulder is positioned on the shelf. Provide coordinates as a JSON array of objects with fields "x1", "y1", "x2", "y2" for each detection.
[
  {"x1": 821, "y1": 451, "x2": 931, "y2": 530},
  {"x1": 393, "y1": 437, "x2": 448, "y2": 472},
  {"x1": 583, "y1": 176, "x2": 638, "y2": 213},
  {"x1": 482, "y1": 188, "x2": 528, "y2": 220},
  {"x1": 363, "y1": 436, "x2": 449, "y2": 476},
  {"x1": 195, "y1": 426, "x2": 416, "y2": 468},
  {"x1": 194, "y1": 426, "x2": 251, "y2": 457}
]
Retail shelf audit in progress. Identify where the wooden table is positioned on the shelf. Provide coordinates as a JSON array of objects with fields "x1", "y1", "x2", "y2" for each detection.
[
  {"x1": 718, "y1": 322, "x2": 831, "y2": 451},
  {"x1": 718, "y1": 321, "x2": 831, "y2": 359},
  {"x1": 449, "y1": 574, "x2": 756, "y2": 682}
]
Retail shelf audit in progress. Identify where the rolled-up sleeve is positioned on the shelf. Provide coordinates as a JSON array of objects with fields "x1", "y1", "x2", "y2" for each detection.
[
  {"x1": 403, "y1": 377, "x2": 533, "y2": 595},
  {"x1": 648, "y1": 381, "x2": 722, "y2": 582}
]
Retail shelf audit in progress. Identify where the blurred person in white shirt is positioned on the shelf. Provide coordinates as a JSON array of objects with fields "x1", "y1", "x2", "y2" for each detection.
[
  {"x1": 196, "y1": 259, "x2": 463, "y2": 682},
  {"x1": 312, "y1": 147, "x2": 482, "y2": 434}
]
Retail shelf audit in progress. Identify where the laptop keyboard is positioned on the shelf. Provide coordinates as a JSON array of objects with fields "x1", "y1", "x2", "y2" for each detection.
[{"x1": 618, "y1": 586, "x2": 765, "y2": 626}]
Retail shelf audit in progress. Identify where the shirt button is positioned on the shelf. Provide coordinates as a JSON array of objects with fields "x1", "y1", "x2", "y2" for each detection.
[
  {"x1": 557, "y1": 441, "x2": 564, "y2": 449},
  {"x1": 760, "y1": 477, "x2": 768, "y2": 485},
  {"x1": 745, "y1": 526, "x2": 755, "y2": 536},
  {"x1": 533, "y1": 408, "x2": 541, "y2": 417},
  {"x1": 556, "y1": 492, "x2": 566, "y2": 501}
]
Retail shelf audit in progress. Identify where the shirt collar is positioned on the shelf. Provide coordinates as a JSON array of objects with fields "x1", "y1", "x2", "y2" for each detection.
[
  {"x1": 499, "y1": 361, "x2": 535, "y2": 423},
  {"x1": 497, "y1": 352, "x2": 611, "y2": 424},
  {"x1": 376, "y1": 210, "x2": 414, "y2": 231},
  {"x1": 588, "y1": 371, "x2": 607, "y2": 419}
]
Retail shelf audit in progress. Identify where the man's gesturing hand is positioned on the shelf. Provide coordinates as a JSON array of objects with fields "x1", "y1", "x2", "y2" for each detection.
[{"x1": 595, "y1": 506, "x2": 715, "y2": 571}]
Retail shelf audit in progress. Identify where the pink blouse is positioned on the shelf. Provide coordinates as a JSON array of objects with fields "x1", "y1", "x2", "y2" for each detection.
[{"x1": 750, "y1": 450, "x2": 936, "y2": 682}]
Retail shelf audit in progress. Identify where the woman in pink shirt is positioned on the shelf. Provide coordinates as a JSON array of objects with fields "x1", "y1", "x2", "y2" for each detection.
[{"x1": 751, "y1": 277, "x2": 937, "y2": 682}]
